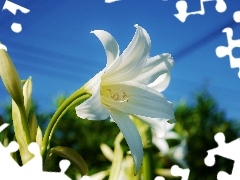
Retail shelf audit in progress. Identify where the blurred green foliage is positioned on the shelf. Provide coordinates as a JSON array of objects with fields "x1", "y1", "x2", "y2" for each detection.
[
  {"x1": 0, "y1": 90, "x2": 239, "y2": 180},
  {"x1": 173, "y1": 91, "x2": 240, "y2": 180}
]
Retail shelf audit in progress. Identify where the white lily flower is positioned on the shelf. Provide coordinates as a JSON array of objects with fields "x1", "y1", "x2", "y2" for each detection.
[
  {"x1": 168, "y1": 139, "x2": 188, "y2": 168},
  {"x1": 152, "y1": 123, "x2": 180, "y2": 154},
  {"x1": 75, "y1": 24, "x2": 175, "y2": 173},
  {"x1": 152, "y1": 122, "x2": 188, "y2": 168}
]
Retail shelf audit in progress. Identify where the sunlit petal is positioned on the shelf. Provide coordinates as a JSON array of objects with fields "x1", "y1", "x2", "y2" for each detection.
[
  {"x1": 83, "y1": 71, "x2": 104, "y2": 94},
  {"x1": 152, "y1": 123, "x2": 179, "y2": 154},
  {"x1": 152, "y1": 135, "x2": 170, "y2": 154},
  {"x1": 91, "y1": 30, "x2": 119, "y2": 67},
  {"x1": 101, "y1": 81, "x2": 175, "y2": 119},
  {"x1": 133, "y1": 53, "x2": 173, "y2": 86},
  {"x1": 110, "y1": 109, "x2": 143, "y2": 173},
  {"x1": 76, "y1": 87, "x2": 110, "y2": 120},
  {"x1": 137, "y1": 115, "x2": 167, "y2": 138},
  {"x1": 102, "y1": 25, "x2": 151, "y2": 84},
  {"x1": 165, "y1": 131, "x2": 180, "y2": 139},
  {"x1": 169, "y1": 139, "x2": 188, "y2": 168},
  {"x1": 165, "y1": 121, "x2": 176, "y2": 132},
  {"x1": 148, "y1": 72, "x2": 171, "y2": 92}
]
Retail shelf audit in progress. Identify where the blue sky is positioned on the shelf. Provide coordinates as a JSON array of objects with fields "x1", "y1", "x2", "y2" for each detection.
[{"x1": 0, "y1": 0, "x2": 240, "y2": 120}]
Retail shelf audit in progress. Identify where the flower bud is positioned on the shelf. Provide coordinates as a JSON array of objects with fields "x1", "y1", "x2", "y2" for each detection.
[
  {"x1": 0, "y1": 43, "x2": 24, "y2": 106},
  {"x1": 36, "y1": 126, "x2": 43, "y2": 146},
  {"x1": 23, "y1": 77, "x2": 32, "y2": 116}
]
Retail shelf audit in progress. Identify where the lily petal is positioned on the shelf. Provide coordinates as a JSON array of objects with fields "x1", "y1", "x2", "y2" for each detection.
[
  {"x1": 165, "y1": 121, "x2": 176, "y2": 132},
  {"x1": 136, "y1": 115, "x2": 167, "y2": 138},
  {"x1": 110, "y1": 108, "x2": 143, "y2": 173},
  {"x1": 152, "y1": 134, "x2": 170, "y2": 154},
  {"x1": 165, "y1": 131, "x2": 180, "y2": 139},
  {"x1": 133, "y1": 53, "x2": 173, "y2": 86},
  {"x1": 101, "y1": 81, "x2": 175, "y2": 119},
  {"x1": 84, "y1": 70, "x2": 104, "y2": 94},
  {"x1": 148, "y1": 72, "x2": 171, "y2": 92},
  {"x1": 76, "y1": 87, "x2": 110, "y2": 120},
  {"x1": 102, "y1": 25, "x2": 151, "y2": 84},
  {"x1": 91, "y1": 30, "x2": 119, "y2": 67}
]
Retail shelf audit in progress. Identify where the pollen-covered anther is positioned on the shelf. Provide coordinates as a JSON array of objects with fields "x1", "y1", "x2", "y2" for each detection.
[
  {"x1": 121, "y1": 89, "x2": 130, "y2": 102},
  {"x1": 106, "y1": 89, "x2": 130, "y2": 102}
]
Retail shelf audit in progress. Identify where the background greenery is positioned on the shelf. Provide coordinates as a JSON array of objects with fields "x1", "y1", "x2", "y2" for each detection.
[{"x1": 1, "y1": 90, "x2": 239, "y2": 180}]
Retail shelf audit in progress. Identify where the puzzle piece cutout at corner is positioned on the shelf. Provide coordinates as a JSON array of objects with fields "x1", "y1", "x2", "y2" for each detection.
[
  {"x1": 171, "y1": 165, "x2": 190, "y2": 180},
  {"x1": 2, "y1": 0, "x2": 30, "y2": 33},
  {"x1": 0, "y1": 123, "x2": 72, "y2": 180},
  {"x1": 174, "y1": 0, "x2": 227, "y2": 22},
  {"x1": 154, "y1": 176, "x2": 166, "y2": 180},
  {"x1": 204, "y1": 132, "x2": 240, "y2": 180},
  {"x1": 154, "y1": 165, "x2": 190, "y2": 180},
  {"x1": 215, "y1": 10, "x2": 240, "y2": 78}
]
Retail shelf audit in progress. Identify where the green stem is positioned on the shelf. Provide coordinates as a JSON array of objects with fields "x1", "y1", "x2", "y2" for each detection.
[
  {"x1": 18, "y1": 103, "x2": 31, "y2": 143},
  {"x1": 48, "y1": 94, "x2": 90, "y2": 147},
  {"x1": 41, "y1": 88, "x2": 89, "y2": 156},
  {"x1": 142, "y1": 147, "x2": 154, "y2": 180}
]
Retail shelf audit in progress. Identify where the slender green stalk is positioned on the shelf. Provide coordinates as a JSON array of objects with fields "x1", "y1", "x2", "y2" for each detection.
[
  {"x1": 41, "y1": 88, "x2": 89, "y2": 156},
  {"x1": 48, "y1": 94, "x2": 90, "y2": 147},
  {"x1": 142, "y1": 147, "x2": 154, "y2": 180},
  {"x1": 18, "y1": 102, "x2": 31, "y2": 143}
]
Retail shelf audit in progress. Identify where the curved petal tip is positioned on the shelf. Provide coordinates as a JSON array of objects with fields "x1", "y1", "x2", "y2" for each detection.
[
  {"x1": 90, "y1": 29, "x2": 119, "y2": 67},
  {"x1": 134, "y1": 24, "x2": 139, "y2": 28}
]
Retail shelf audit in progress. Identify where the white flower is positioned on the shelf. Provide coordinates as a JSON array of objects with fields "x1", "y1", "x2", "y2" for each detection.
[
  {"x1": 75, "y1": 24, "x2": 175, "y2": 172},
  {"x1": 168, "y1": 139, "x2": 188, "y2": 168},
  {"x1": 152, "y1": 123, "x2": 180, "y2": 154},
  {"x1": 152, "y1": 123, "x2": 188, "y2": 168}
]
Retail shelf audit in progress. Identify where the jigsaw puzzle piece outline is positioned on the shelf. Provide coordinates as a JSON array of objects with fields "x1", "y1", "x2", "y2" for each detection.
[
  {"x1": 174, "y1": 0, "x2": 227, "y2": 22},
  {"x1": 215, "y1": 10, "x2": 240, "y2": 78},
  {"x1": 204, "y1": 132, "x2": 240, "y2": 180},
  {"x1": 171, "y1": 165, "x2": 190, "y2": 180}
]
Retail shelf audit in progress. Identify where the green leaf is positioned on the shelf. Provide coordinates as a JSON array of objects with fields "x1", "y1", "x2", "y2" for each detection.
[
  {"x1": 0, "y1": 123, "x2": 9, "y2": 142},
  {"x1": 12, "y1": 99, "x2": 32, "y2": 164},
  {"x1": 36, "y1": 126, "x2": 42, "y2": 147},
  {"x1": 28, "y1": 110, "x2": 38, "y2": 142},
  {"x1": 23, "y1": 77, "x2": 32, "y2": 117},
  {"x1": 46, "y1": 146, "x2": 88, "y2": 176}
]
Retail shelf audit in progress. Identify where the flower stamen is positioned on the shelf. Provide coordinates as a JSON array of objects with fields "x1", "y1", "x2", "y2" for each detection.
[
  {"x1": 100, "y1": 88, "x2": 130, "y2": 108},
  {"x1": 106, "y1": 89, "x2": 130, "y2": 102}
]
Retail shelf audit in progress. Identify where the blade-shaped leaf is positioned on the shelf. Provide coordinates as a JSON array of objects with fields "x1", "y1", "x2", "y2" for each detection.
[
  {"x1": 0, "y1": 122, "x2": 9, "y2": 142},
  {"x1": 28, "y1": 110, "x2": 38, "y2": 142},
  {"x1": 46, "y1": 146, "x2": 88, "y2": 175}
]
